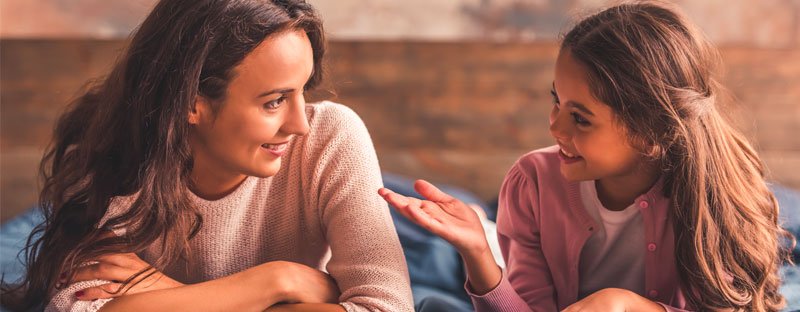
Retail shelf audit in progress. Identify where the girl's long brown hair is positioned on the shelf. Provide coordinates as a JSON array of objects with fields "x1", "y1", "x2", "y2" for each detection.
[
  {"x1": 562, "y1": 2, "x2": 793, "y2": 311},
  {"x1": 2, "y1": 0, "x2": 325, "y2": 310}
]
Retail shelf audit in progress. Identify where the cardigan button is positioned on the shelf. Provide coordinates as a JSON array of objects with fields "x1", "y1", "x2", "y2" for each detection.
[
  {"x1": 647, "y1": 243, "x2": 657, "y2": 252},
  {"x1": 648, "y1": 290, "x2": 658, "y2": 298},
  {"x1": 639, "y1": 201, "x2": 649, "y2": 209}
]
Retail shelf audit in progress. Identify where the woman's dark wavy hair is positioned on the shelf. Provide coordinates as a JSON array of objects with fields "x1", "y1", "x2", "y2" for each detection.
[
  {"x1": 2, "y1": 0, "x2": 325, "y2": 309},
  {"x1": 561, "y1": 1, "x2": 793, "y2": 311}
]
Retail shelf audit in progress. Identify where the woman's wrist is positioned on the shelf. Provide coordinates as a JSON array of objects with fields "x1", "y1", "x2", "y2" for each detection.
[{"x1": 241, "y1": 262, "x2": 290, "y2": 307}]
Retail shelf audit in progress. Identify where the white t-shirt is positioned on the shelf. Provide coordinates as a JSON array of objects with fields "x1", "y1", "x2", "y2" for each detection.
[{"x1": 577, "y1": 180, "x2": 645, "y2": 299}]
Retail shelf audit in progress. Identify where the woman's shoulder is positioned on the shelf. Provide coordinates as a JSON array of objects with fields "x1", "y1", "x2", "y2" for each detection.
[
  {"x1": 305, "y1": 101, "x2": 364, "y2": 129},
  {"x1": 301, "y1": 101, "x2": 372, "y2": 149}
]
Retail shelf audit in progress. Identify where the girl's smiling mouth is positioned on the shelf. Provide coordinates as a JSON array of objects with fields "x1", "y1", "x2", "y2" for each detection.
[{"x1": 557, "y1": 144, "x2": 583, "y2": 164}]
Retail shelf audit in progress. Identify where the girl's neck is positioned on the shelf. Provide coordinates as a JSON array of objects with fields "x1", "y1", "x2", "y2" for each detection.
[{"x1": 595, "y1": 160, "x2": 660, "y2": 211}]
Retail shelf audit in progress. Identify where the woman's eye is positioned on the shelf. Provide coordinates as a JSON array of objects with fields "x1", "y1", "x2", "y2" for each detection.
[
  {"x1": 571, "y1": 112, "x2": 591, "y2": 126},
  {"x1": 264, "y1": 95, "x2": 286, "y2": 109}
]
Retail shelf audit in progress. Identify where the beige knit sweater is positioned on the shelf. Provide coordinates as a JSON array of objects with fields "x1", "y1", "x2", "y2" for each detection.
[{"x1": 46, "y1": 102, "x2": 414, "y2": 312}]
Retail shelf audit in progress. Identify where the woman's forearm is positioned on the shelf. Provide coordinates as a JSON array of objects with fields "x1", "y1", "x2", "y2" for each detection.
[
  {"x1": 264, "y1": 303, "x2": 346, "y2": 312},
  {"x1": 98, "y1": 264, "x2": 285, "y2": 312}
]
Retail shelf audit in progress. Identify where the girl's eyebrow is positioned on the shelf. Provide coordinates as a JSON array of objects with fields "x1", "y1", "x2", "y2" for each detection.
[
  {"x1": 553, "y1": 82, "x2": 596, "y2": 117},
  {"x1": 566, "y1": 101, "x2": 595, "y2": 116}
]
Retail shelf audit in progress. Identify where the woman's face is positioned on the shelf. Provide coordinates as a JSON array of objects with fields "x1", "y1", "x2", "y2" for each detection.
[
  {"x1": 189, "y1": 29, "x2": 313, "y2": 187},
  {"x1": 549, "y1": 49, "x2": 644, "y2": 182}
]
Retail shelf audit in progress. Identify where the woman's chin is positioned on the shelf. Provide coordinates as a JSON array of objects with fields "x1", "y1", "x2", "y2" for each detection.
[{"x1": 250, "y1": 160, "x2": 282, "y2": 178}]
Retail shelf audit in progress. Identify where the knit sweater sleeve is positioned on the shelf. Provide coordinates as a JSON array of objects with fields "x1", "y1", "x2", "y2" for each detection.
[
  {"x1": 44, "y1": 196, "x2": 134, "y2": 312},
  {"x1": 307, "y1": 102, "x2": 414, "y2": 312}
]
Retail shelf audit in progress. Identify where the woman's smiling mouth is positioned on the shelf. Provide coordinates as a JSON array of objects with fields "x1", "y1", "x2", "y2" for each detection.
[{"x1": 261, "y1": 142, "x2": 289, "y2": 157}]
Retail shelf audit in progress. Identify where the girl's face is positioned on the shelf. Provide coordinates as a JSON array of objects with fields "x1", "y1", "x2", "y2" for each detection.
[
  {"x1": 549, "y1": 49, "x2": 645, "y2": 182},
  {"x1": 189, "y1": 29, "x2": 313, "y2": 187}
]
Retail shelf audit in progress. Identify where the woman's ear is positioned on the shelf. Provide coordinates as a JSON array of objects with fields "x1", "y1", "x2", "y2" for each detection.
[
  {"x1": 189, "y1": 96, "x2": 211, "y2": 125},
  {"x1": 644, "y1": 143, "x2": 663, "y2": 159}
]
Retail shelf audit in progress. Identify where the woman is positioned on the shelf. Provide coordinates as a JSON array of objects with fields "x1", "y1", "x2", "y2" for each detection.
[{"x1": 4, "y1": 0, "x2": 414, "y2": 311}]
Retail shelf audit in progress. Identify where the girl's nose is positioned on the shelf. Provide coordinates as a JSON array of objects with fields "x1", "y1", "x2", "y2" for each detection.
[{"x1": 549, "y1": 111, "x2": 570, "y2": 141}]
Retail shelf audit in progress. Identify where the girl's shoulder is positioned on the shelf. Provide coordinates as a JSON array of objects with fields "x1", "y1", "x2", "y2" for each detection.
[{"x1": 511, "y1": 145, "x2": 565, "y2": 183}]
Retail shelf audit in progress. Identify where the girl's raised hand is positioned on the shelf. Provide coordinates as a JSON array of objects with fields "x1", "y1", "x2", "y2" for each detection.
[
  {"x1": 379, "y1": 180, "x2": 502, "y2": 294},
  {"x1": 378, "y1": 180, "x2": 487, "y2": 255},
  {"x1": 61, "y1": 253, "x2": 184, "y2": 301}
]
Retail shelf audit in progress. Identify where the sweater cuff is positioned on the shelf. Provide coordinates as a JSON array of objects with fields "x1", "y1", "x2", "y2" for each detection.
[
  {"x1": 657, "y1": 302, "x2": 692, "y2": 312},
  {"x1": 464, "y1": 272, "x2": 532, "y2": 312}
]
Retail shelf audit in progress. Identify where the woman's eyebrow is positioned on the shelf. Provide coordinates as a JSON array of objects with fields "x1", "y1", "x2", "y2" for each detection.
[{"x1": 257, "y1": 88, "x2": 294, "y2": 98}]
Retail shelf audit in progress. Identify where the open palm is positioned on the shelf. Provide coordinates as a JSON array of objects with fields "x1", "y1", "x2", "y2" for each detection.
[{"x1": 378, "y1": 180, "x2": 487, "y2": 254}]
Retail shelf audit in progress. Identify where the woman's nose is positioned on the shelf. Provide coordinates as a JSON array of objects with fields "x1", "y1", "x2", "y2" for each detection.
[{"x1": 283, "y1": 94, "x2": 309, "y2": 136}]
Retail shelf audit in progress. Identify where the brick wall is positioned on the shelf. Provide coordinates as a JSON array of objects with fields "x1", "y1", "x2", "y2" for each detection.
[
  {"x1": 2, "y1": 39, "x2": 798, "y2": 222},
  {"x1": 2, "y1": 0, "x2": 799, "y2": 221}
]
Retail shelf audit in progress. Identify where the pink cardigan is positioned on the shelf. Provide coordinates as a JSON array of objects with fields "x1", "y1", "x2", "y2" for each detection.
[{"x1": 467, "y1": 145, "x2": 691, "y2": 311}]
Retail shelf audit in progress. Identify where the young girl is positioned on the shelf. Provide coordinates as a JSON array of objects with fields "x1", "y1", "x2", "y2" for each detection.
[
  {"x1": 379, "y1": 2, "x2": 793, "y2": 311},
  {"x1": 3, "y1": 0, "x2": 413, "y2": 311}
]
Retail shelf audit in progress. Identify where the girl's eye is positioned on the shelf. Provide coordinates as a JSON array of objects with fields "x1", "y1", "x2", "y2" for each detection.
[
  {"x1": 550, "y1": 89, "x2": 560, "y2": 106},
  {"x1": 264, "y1": 95, "x2": 287, "y2": 110},
  {"x1": 571, "y1": 112, "x2": 591, "y2": 126}
]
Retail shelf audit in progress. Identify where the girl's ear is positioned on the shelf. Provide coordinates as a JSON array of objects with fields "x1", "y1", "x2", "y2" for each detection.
[{"x1": 189, "y1": 96, "x2": 211, "y2": 125}]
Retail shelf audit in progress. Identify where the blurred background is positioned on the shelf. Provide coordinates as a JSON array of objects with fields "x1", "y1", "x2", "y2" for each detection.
[{"x1": 1, "y1": 0, "x2": 799, "y2": 222}]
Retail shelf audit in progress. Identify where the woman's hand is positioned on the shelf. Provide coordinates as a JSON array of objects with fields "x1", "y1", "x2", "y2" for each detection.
[
  {"x1": 378, "y1": 180, "x2": 487, "y2": 254},
  {"x1": 561, "y1": 288, "x2": 665, "y2": 312},
  {"x1": 62, "y1": 253, "x2": 184, "y2": 301},
  {"x1": 378, "y1": 180, "x2": 502, "y2": 294},
  {"x1": 265, "y1": 261, "x2": 341, "y2": 305},
  {"x1": 82, "y1": 260, "x2": 339, "y2": 311}
]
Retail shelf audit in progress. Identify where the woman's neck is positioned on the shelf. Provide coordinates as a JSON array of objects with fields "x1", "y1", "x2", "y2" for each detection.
[
  {"x1": 595, "y1": 161, "x2": 660, "y2": 211},
  {"x1": 189, "y1": 160, "x2": 248, "y2": 200},
  {"x1": 190, "y1": 172, "x2": 247, "y2": 200}
]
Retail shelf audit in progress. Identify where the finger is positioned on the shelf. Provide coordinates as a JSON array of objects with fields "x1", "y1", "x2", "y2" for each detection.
[
  {"x1": 381, "y1": 188, "x2": 442, "y2": 229},
  {"x1": 378, "y1": 188, "x2": 410, "y2": 208},
  {"x1": 70, "y1": 262, "x2": 137, "y2": 283},
  {"x1": 98, "y1": 230, "x2": 118, "y2": 240},
  {"x1": 387, "y1": 196, "x2": 419, "y2": 223},
  {"x1": 414, "y1": 180, "x2": 456, "y2": 203},
  {"x1": 403, "y1": 200, "x2": 446, "y2": 235},
  {"x1": 95, "y1": 253, "x2": 141, "y2": 268},
  {"x1": 76, "y1": 282, "x2": 125, "y2": 301},
  {"x1": 469, "y1": 204, "x2": 488, "y2": 220},
  {"x1": 377, "y1": 187, "x2": 393, "y2": 198}
]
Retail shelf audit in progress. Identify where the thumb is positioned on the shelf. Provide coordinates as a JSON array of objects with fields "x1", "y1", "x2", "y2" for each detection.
[{"x1": 413, "y1": 180, "x2": 455, "y2": 203}]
